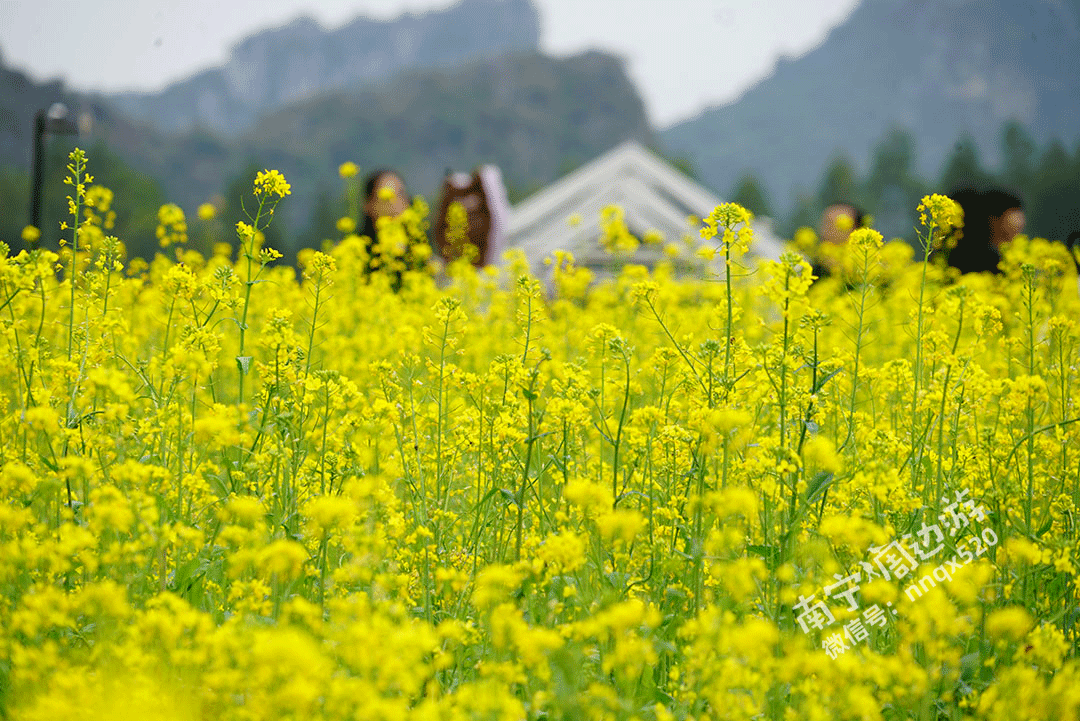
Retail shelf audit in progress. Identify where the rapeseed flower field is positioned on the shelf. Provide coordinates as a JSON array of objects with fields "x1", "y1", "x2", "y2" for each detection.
[{"x1": 1, "y1": 150, "x2": 1079, "y2": 719}]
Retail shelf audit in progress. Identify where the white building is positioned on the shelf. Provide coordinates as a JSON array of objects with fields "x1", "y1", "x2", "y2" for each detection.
[{"x1": 504, "y1": 141, "x2": 783, "y2": 281}]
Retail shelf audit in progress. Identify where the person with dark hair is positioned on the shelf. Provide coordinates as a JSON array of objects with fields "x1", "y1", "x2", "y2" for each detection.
[
  {"x1": 358, "y1": 169, "x2": 426, "y2": 286},
  {"x1": 360, "y1": 169, "x2": 409, "y2": 243},
  {"x1": 986, "y1": 190, "x2": 1026, "y2": 252},
  {"x1": 944, "y1": 188, "x2": 1024, "y2": 274},
  {"x1": 822, "y1": 203, "x2": 865, "y2": 246}
]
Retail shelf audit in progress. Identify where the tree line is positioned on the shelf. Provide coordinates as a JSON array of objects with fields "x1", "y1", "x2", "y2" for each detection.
[
  {"x1": 731, "y1": 121, "x2": 1080, "y2": 245},
  {"x1": 5, "y1": 120, "x2": 1077, "y2": 262}
]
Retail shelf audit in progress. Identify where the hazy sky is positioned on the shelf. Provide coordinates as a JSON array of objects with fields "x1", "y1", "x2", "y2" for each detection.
[{"x1": 0, "y1": 0, "x2": 860, "y2": 128}]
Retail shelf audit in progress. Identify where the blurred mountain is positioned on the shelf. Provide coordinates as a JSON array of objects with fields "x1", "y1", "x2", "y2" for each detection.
[
  {"x1": 106, "y1": 0, "x2": 541, "y2": 137},
  {"x1": 239, "y1": 51, "x2": 653, "y2": 209},
  {"x1": 198, "y1": 50, "x2": 653, "y2": 251},
  {"x1": 0, "y1": 55, "x2": 176, "y2": 250},
  {"x1": 0, "y1": 46, "x2": 652, "y2": 259},
  {"x1": 660, "y1": 0, "x2": 1080, "y2": 218},
  {"x1": 0, "y1": 52, "x2": 82, "y2": 168}
]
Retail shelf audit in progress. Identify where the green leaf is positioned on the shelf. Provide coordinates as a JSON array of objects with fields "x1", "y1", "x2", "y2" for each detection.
[
  {"x1": 813, "y1": 367, "x2": 843, "y2": 394},
  {"x1": 236, "y1": 356, "x2": 253, "y2": 375},
  {"x1": 804, "y1": 471, "x2": 834, "y2": 503},
  {"x1": 748, "y1": 544, "x2": 781, "y2": 568},
  {"x1": 170, "y1": 556, "x2": 205, "y2": 594}
]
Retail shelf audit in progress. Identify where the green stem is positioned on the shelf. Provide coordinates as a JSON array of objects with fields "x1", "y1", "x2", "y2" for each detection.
[{"x1": 911, "y1": 227, "x2": 934, "y2": 502}]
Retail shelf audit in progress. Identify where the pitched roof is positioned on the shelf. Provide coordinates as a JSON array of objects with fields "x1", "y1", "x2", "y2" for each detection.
[{"x1": 505, "y1": 140, "x2": 783, "y2": 277}]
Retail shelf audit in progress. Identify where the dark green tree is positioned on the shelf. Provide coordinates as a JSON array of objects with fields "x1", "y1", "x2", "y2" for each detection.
[
  {"x1": 783, "y1": 192, "x2": 820, "y2": 240},
  {"x1": 0, "y1": 166, "x2": 31, "y2": 249},
  {"x1": 1000, "y1": 121, "x2": 1037, "y2": 192},
  {"x1": 938, "y1": 134, "x2": 992, "y2": 194},
  {"x1": 816, "y1": 155, "x2": 862, "y2": 209},
  {"x1": 864, "y1": 128, "x2": 922, "y2": 199},
  {"x1": 84, "y1": 142, "x2": 168, "y2": 261},
  {"x1": 730, "y1": 173, "x2": 773, "y2": 218},
  {"x1": 863, "y1": 128, "x2": 926, "y2": 240},
  {"x1": 1, "y1": 140, "x2": 166, "y2": 255},
  {"x1": 1026, "y1": 141, "x2": 1080, "y2": 241},
  {"x1": 297, "y1": 186, "x2": 341, "y2": 253}
]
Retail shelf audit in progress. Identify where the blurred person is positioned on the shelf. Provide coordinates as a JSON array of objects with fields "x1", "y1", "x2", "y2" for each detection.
[
  {"x1": 359, "y1": 169, "x2": 426, "y2": 288},
  {"x1": 358, "y1": 167, "x2": 434, "y2": 291},
  {"x1": 813, "y1": 202, "x2": 865, "y2": 277},
  {"x1": 939, "y1": 187, "x2": 984, "y2": 271},
  {"x1": 822, "y1": 203, "x2": 865, "y2": 246},
  {"x1": 433, "y1": 165, "x2": 510, "y2": 268},
  {"x1": 944, "y1": 188, "x2": 1024, "y2": 274},
  {"x1": 361, "y1": 169, "x2": 409, "y2": 241},
  {"x1": 987, "y1": 190, "x2": 1025, "y2": 251}
]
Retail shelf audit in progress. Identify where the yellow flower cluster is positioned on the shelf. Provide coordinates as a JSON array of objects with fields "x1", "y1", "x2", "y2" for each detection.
[
  {"x1": 338, "y1": 161, "x2": 359, "y2": 179},
  {"x1": 253, "y1": 169, "x2": 292, "y2": 199},
  {"x1": 1, "y1": 149, "x2": 1079, "y2": 720},
  {"x1": 918, "y1": 193, "x2": 964, "y2": 246},
  {"x1": 156, "y1": 203, "x2": 188, "y2": 247},
  {"x1": 197, "y1": 202, "x2": 217, "y2": 221},
  {"x1": 700, "y1": 202, "x2": 754, "y2": 254},
  {"x1": 600, "y1": 204, "x2": 640, "y2": 255}
]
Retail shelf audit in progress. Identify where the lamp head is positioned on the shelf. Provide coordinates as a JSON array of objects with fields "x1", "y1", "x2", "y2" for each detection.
[{"x1": 43, "y1": 103, "x2": 79, "y2": 135}]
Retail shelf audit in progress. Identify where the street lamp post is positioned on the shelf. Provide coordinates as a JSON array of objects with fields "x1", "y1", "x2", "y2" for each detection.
[{"x1": 28, "y1": 102, "x2": 79, "y2": 248}]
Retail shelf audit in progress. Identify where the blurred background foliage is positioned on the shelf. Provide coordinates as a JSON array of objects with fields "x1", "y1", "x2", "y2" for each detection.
[{"x1": 2, "y1": 0, "x2": 1079, "y2": 260}]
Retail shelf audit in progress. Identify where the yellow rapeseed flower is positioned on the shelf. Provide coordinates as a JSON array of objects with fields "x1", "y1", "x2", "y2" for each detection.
[
  {"x1": 254, "y1": 169, "x2": 291, "y2": 199},
  {"x1": 986, "y1": 606, "x2": 1034, "y2": 642},
  {"x1": 156, "y1": 203, "x2": 188, "y2": 247},
  {"x1": 917, "y1": 193, "x2": 963, "y2": 242}
]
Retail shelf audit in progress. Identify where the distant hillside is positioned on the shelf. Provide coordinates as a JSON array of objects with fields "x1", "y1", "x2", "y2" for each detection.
[
  {"x1": 207, "y1": 50, "x2": 652, "y2": 253},
  {"x1": 0, "y1": 59, "x2": 175, "y2": 251},
  {"x1": 661, "y1": 0, "x2": 1080, "y2": 218},
  {"x1": 0, "y1": 51, "x2": 82, "y2": 168},
  {"x1": 0, "y1": 47, "x2": 653, "y2": 259},
  {"x1": 106, "y1": 0, "x2": 541, "y2": 137},
  {"x1": 239, "y1": 51, "x2": 654, "y2": 213},
  {"x1": 95, "y1": 49, "x2": 653, "y2": 231}
]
